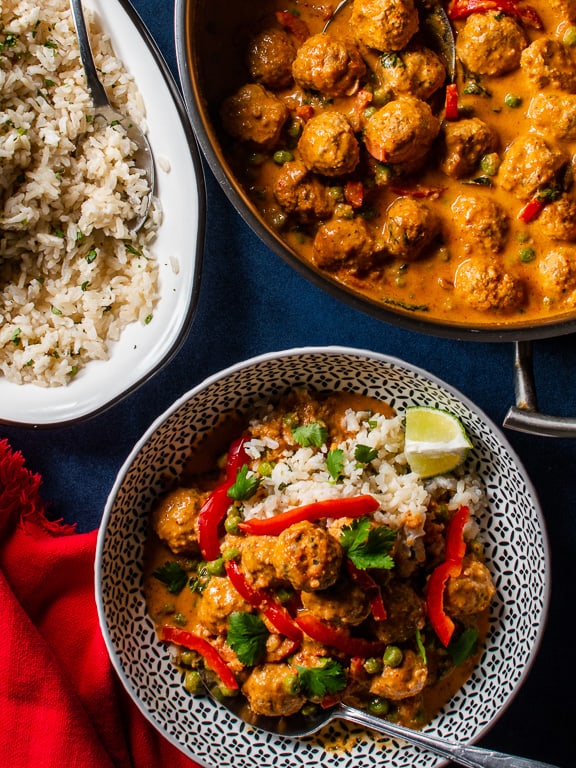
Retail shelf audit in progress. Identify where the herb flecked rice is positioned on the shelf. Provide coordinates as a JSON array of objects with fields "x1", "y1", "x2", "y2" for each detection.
[{"x1": 0, "y1": 0, "x2": 160, "y2": 386}]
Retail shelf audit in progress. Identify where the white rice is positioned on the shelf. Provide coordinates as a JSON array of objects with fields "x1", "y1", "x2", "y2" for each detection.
[
  {"x1": 243, "y1": 408, "x2": 486, "y2": 557},
  {"x1": 0, "y1": 0, "x2": 160, "y2": 386}
]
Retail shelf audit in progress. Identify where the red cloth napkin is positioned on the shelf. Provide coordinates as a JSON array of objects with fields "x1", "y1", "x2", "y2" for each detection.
[{"x1": 0, "y1": 437, "x2": 202, "y2": 768}]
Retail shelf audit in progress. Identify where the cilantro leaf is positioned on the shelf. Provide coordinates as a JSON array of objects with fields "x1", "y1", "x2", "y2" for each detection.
[
  {"x1": 291, "y1": 422, "x2": 328, "y2": 447},
  {"x1": 227, "y1": 464, "x2": 261, "y2": 501},
  {"x1": 227, "y1": 612, "x2": 268, "y2": 666},
  {"x1": 340, "y1": 518, "x2": 396, "y2": 570},
  {"x1": 152, "y1": 561, "x2": 188, "y2": 594},
  {"x1": 354, "y1": 444, "x2": 378, "y2": 464},
  {"x1": 448, "y1": 626, "x2": 478, "y2": 666},
  {"x1": 326, "y1": 448, "x2": 344, "y2": 480},
  {"x1": 296, "y1": 659, "x2": 346, "y2": 698}
]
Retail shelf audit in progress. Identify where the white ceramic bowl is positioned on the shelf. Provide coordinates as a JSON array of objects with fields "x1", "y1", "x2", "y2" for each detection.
[
  {"x1": 96, "y1": 347, "x2": 549, "y2": 768},
  {"x1": 0, "y1": 0, "x2": 204, "y2": 427}
]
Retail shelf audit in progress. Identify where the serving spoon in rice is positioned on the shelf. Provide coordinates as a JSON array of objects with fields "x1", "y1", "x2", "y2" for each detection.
[
  {"x1": 69, "y1": 0, "x2": 155, "y2": 232},
  {"x1": 201, "y1": 669, "x2": 560, "y2": 768}
]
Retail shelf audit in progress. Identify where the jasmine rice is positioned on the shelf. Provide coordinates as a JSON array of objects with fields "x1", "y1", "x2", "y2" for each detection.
[{"x1": 0, "y1": 0, "x2": 159, "y2": 386}]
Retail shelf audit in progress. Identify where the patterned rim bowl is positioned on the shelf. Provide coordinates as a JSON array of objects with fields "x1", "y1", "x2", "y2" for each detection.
[{"x1": 96, "y1": 346, "x2": 549, "y2": 768}]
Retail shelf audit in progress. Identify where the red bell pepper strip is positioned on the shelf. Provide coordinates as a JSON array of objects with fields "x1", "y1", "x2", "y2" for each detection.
[
  {"x1": 445, "y1": 505, "x2": 470, "y2": 563},
  {"x1": 296, "y1": 104, "x2": 315, "y2": 121},
  {"x1": 225, "y1": 560, "x2": 303, "y2": 643},
  {"x1": 444, "y1": 83, "x2": 459, "y2": 121},
  {"x1": 238, "y1": 494, "x2": 379, "y2": 536},
  {"x1": 425, "y1": 560, "x2": 461, "y2": 647},
  {"x1": 276, "y1": 10, "x2": 310, "y2": 42},
  {"x1": 159, "y1": 625, "x2": 239, "y2": 691},
  {"x1": 426, "y1": 505, "x2": 470, "y2": 647},
  {"x1": 448, "y1": 0, "x2": 543, "y2": 30},
  {"x1": 346, "y1": 560, "x2": 387, "y2": 621},
  {"x1": 344, "y1": 180, "x2": 365, "y2": 209},
  {"x1": 517, "y1": 197, "x2": 546, "y2": 223},
  {"x1": 197, "y1": 436, "x2": 250, "y2": 561},
  {"x1": 295, "y1": 612, "x2": 385, "y2": 658}
]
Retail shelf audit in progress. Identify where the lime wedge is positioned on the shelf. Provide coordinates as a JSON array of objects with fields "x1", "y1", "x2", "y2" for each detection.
[{"x1": 404, "y1": 406, "x2": 472, "y2": 478}]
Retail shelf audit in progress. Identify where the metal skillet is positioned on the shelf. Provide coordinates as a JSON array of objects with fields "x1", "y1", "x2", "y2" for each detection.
[
  {"x1": 175, "y1": 0, "x2": 576, "y2": 436},
  {"x1": 201, "y1": 669, "x2": 560, "y2": 768}
]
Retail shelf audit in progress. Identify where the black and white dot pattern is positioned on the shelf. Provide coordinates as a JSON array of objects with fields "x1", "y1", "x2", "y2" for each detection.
[{"x1": 96, "y1": 347, "x2": 549, "y2": 768}]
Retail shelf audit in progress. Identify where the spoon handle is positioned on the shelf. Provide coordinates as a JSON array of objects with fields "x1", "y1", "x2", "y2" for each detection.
[
  {"x1": 69, "y1": 0, "x2": 110, "y2": 109},
  {"x1": 338, "y1": 707, "x2": 561, "y2": 768}
]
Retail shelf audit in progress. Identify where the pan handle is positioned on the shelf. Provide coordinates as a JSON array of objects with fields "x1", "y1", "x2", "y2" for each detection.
[{"x1": 504, "y1": 340, "x2": 576, "y2": 437}]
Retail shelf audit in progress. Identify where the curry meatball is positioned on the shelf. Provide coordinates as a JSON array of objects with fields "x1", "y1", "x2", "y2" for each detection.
[
  {"x1": 383, "y1": 196, "x2": 440, "y2": 260},
  {"x1": 220, "y1": 83, "x2": 289, "y2": 147},
  {"x1": 374, "y1": 45, "x2": 446, "y2": 101},
  {"x1": 271, "y1": 520, "x2": 343, "y2": 591},
  {"x1": 246, "y1": 28, "x2": 297, "y2": 89},
  {"x1": 195, "y1": 576, "x2": 252, "y2": 635},
  {"x1": 537, "y1": 196, "x2": 576, "y2": 241},
  {"x1": 273, "y1": 160, "x2": 334, "y2": 222},
  {"x1": 528, "y1": 93, "x2": 576, "y2": 142},
  {"x1": 291, "y1": 33, "x2": 366, "y2": 97},
  {"x1": 297, "y1": 111, "x2": 360, "y2": 176},
  {"x1": 497, "y1": 135, "x2": 568, "y2": 202},
  {"x1": 151, "y1": 487, "x2": 206, "y2": 555},
  {"x1": 456, "y1": 12, "x2": 527, "y2": 77},
  {"x1": 369, "y1": 649, "x2": 428, "y2": 701},
  {"x1": 538, "y1": 247, "x2": 576, "y2": 298},
  {"x1": 444, "y1": 555, "x2": 496, "y2": 617},
  {"x1": 364, "y1": 95, "x2": 440, "y2": 165},
  {"x1": 351, "y1": 0, "x2": 419, "y2": 52},
  {"x1": 300, "y1": 578, "x2": 371, "y2": 626},
  {"x1": 454, "y1": 257, "x2": 525, "y2": 312},
  {"x1": 451, "y1": 194, "x2": 509, "y2": 254},
  {"x1": 521, "y1": 37, "x2": 576, "y2": 93},
  {"x1": 312, "y1": 216, "x2": 376, "y2": 272},
  {"x1": 371, "y1": 580, "x2": 426, "y2": 644},
  {"x1": 440, "y1": 118, "x2": 498, "y2": 179},
  {"x1": 242, "y1": 663, "x2": 306, "y2": 716},
  {"x1": 239, "y1": 535, "x2": 279, "y2": 590}
]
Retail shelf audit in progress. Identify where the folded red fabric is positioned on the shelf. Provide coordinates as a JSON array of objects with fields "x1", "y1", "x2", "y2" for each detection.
[{"x1": 0, "y1": 437, "x2": 201, "y2": 768}]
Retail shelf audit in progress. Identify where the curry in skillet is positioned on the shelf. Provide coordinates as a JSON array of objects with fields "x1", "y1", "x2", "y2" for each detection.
[{"x1": 207, "y1": 0, "x2": 576, "y2": 327}]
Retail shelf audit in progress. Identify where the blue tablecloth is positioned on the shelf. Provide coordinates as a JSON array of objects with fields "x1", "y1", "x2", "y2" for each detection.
[{"x1": 3, "y1": 1, "x2": 574, "y2": 765}]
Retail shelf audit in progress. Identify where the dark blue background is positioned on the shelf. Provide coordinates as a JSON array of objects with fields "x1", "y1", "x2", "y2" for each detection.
[{"x1": 3, "y1": 1, "x2": 574, "y2": 765}]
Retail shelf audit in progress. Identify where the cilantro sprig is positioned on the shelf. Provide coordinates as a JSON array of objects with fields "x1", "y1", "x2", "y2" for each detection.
[
  {"x1": 227, "y1": 612, "x2": 268, "y2": 666},
  {"x1": 326, "y1": 448, "x2": 344, "y2": 480},
  {"x1": 295, "y1": 659, "x2": 346, "y2": 698},
  {"x1": 340, "y1": 517, "x2": 395, "y2": 570},
  {"x1": 291, "y1": 422, "x2": 328, "y2": 447},
  {"x1": 354, "y1": 444, "x2": 378, "y2": 465},
  {"x1": 228, "y1": 465, "x2": 261, "y2": 501},
  {"x1": 152, "y1": 561, "x2": 188, "y2": 594}
]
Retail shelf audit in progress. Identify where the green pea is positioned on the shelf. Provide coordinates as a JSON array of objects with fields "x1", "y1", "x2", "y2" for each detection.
[
  {"x1": 222, "y1": 546, "x2": 240, "y2": 562},
  {"x1": 363, "y1": 105, "x2": 378, "y2": 120},
  {"x1": 173, "y1": 612, "x2": 187, "y2": 627},
  {"x1": 286, "y1": 120, "x2": 302, "y2": 139},
  {"x1": 271, "y1": 211, "x2": 287, "y2": 230},
  {"x1": 334, "y1": 203, "x2": 354, "y2": 219},
  {"x1": 300, "y1": 702, "x2": 320, "y2": 717},
  {"x1": 368, "y1": 697, "x2": 390, "y2": 716},
  {"x1": 480, "y1": 152, "x2": 500, "y2": 176},
  {"x1": 206, "y1": 557, "x2": 224, "y2": 576},
  {"x1": 257, "y1": 460, "x2": 274, "y2": 477},
  {"x1": 563, "y1": 25, "x2": 576, "y2": 46},
  {"x1": 275, "y1": 586, "x2": 295, "y2": 604},
  {"x1": 504, "y1": 93, "x2": 522, "y2": 109},
  {"x1": 383, "y1": 645, "x2": 403, "y2": 668},
  {"x1": 328, "y1": 186, "x2": 345, "y2": 202},
  {"x1": 363, "y1": 657, "x2": 383, "y2": 675},
  {"x1": 225, "y1": 511, "x2": 242, "y2": 534},
  {"x1": 282, "y1": 673, "x2": 301, "y2": 695},
  {"x1": 519, "y1": 246, "x2": 536, "y2": 263},
  {"x1": 273, "y1": 149, "x2": 294, "y2": 165},
  {"x1": 183, "y1": 669, "x2": 204, "y2": 694}
]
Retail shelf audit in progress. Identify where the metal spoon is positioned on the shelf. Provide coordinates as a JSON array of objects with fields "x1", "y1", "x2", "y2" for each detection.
[
  {"x1": 323, "y1": 0, "x2": 456, "y2": 82},
  {"x1": 201, "y1": 669, "x2": 560, "y2": 768},
  {"x1": 69, "y1": 0, "x2": 155, "y2": 231}
]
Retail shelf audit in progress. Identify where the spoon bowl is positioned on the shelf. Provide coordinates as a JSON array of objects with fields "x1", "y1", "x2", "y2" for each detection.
[
  {"x1": 201, "y1": 669, "x2": 559, "y2": 768},
  {"x1": 69, "y1": 0, "x2": 155, "y2": 231}
]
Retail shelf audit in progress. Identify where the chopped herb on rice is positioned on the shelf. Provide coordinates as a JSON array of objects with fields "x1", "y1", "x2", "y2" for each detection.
[{"x1": 0, "y1": 0, "x2": 160, "y2": 386}]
